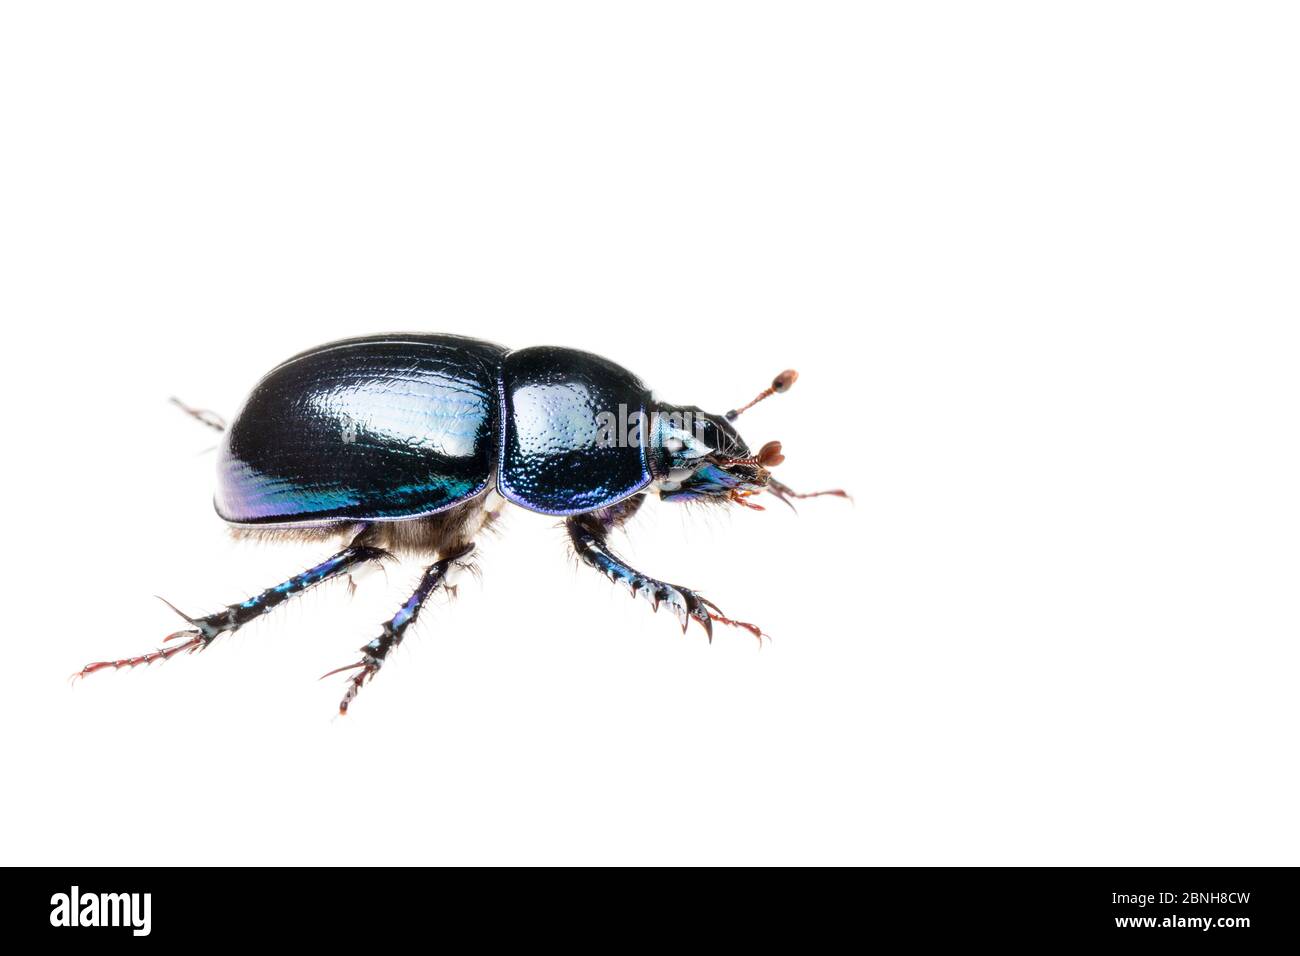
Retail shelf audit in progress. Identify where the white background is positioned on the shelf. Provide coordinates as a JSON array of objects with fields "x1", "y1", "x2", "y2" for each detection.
[{"x1": 2, "y1": 3, "x2": 1296, "y2": 866}]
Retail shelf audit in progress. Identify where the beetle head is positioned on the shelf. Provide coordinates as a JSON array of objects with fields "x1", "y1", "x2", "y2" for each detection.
[
  {"x1": 649, "y1": 370, "x2": 798, "y2": 508},
  {"x1": 649, "y1": 369, "x2": 850, "y2": 512},
  {"x1": 650, "y1": 403, "x2": 786, "y2": 509}
]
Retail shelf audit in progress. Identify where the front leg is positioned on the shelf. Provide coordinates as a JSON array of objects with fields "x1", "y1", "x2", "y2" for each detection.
[{"x1": 565, "y1": 498, "x2": 763, "y2": 643}]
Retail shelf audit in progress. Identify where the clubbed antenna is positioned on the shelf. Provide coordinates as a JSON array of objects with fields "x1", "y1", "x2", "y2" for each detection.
[
  {"x1": 719, "y1": 440, "x2": 786, "y2": 469},
  {"x1": 725, "y1": 369, "x2": 798, "y2": 421}
]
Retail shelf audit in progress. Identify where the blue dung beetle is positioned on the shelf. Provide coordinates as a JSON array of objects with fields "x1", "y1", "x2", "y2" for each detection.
[{"x1": 78, "y1": 334, "x2": 847, "y2": 713}]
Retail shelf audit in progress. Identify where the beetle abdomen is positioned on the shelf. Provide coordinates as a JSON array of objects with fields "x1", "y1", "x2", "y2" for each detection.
[
  {"x1": 498, "y1": 346, "x2": 652, "y2": 515},
  {"x1": 216, "y1": 334, "x2": 506, "y2": 525}
]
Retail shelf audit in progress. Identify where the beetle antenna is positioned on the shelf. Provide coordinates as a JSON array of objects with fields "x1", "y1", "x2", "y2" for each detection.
[
  {"x1": 725, "y1": 369, "x2": 798, "y2": 421},
  {"x1": 719, "y1": 440, "x2": 786, "y2": 469}
]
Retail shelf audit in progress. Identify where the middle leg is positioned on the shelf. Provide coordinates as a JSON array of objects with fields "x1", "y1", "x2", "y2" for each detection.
[{"x1": 323, "y1": 541, "x2": 475, "y2": 714}]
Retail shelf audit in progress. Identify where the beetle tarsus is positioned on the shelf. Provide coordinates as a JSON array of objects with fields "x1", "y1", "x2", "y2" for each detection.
[
  {"x1": 336, "y1": 662, "x2": 377, "y2": 715},
  {"x1": 699, "y1": 603, "x2": 764, "y2": 642},
  {"x1": 73, "y1": 630, "x2": 208, "y2": 682}
]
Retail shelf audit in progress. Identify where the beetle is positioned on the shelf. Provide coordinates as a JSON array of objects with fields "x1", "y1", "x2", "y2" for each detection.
[{"x1": 77, "y1": 333, "x2": 847, "y2": 713}]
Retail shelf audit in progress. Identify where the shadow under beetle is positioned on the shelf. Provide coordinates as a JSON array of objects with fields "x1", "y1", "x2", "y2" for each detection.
[{"x1": 78, "y1": 334, "x2": 847, "y2": 714}]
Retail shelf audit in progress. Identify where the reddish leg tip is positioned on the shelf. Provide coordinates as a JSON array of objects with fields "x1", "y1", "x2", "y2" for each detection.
[{"x1": 329, "y1": 662, "x2": 376, "y2": 714}]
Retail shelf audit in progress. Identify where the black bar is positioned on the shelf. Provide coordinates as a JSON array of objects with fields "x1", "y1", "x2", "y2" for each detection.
[{"x1": 7, "y1": 867, "x2": 1296, "y2": 945}]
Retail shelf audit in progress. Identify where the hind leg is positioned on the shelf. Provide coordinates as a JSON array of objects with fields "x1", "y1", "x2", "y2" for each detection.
[
  {"x1": 76, "y1": 533, "x2": 389, "y2": 679},
  {"x1": 322, "y1": 542, "x2": 475, "y2": 715}
]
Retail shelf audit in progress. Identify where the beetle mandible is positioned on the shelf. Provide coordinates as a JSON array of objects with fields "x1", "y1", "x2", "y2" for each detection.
[{"x1": 77, "y1": 334, "x2": 848, "y2": 713}]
